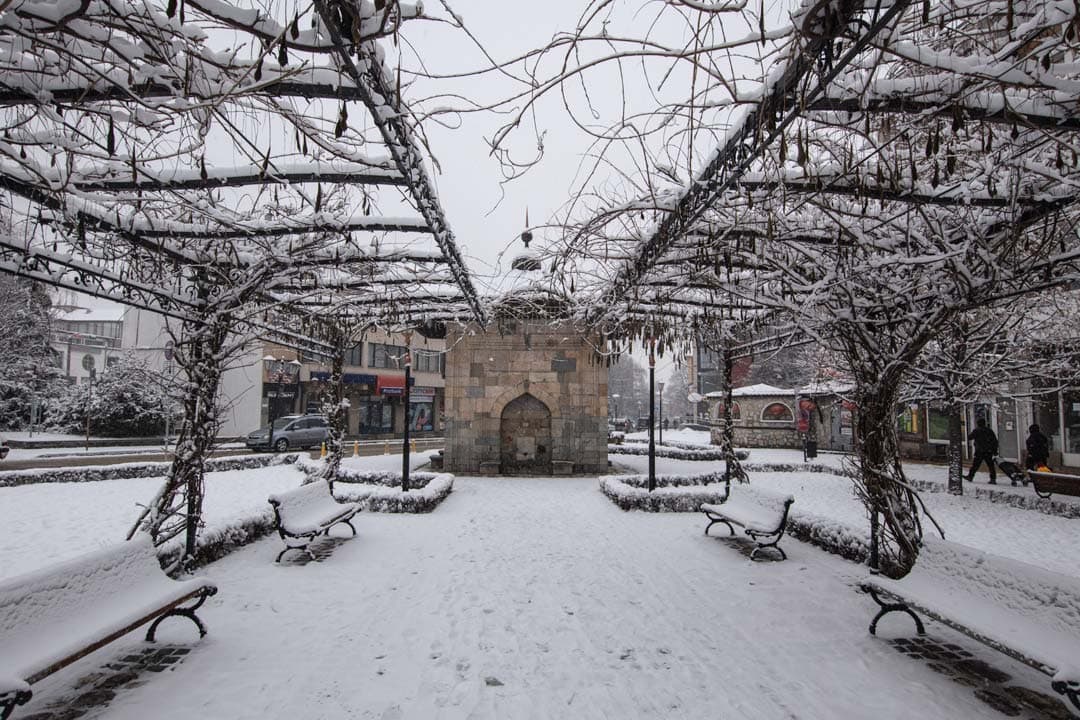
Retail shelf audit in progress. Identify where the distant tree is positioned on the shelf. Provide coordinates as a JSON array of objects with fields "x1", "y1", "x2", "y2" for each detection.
[
  {"x1": 607, "y1": 354, "x2": 649, "y2": 420},
  {"x1": 662, "y1": 366, "x2": 692, "y2": 419},
  {"x1": 48, "y1": 353, "x2": 172, "y2": 437},
  {"x1": 0, "y1": 276, "x2": 64, "y2": 430}
]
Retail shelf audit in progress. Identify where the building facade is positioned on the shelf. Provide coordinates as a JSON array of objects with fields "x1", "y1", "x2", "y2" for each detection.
[{"x1": 443, "y1": 318, "x2": 608, "y2": 475}]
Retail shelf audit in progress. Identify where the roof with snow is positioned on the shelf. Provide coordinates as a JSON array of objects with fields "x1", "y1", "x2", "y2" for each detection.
[
  {"x1": 706, "y1": 384, "x2": 794, "y2": 398},
  {"x1": 58, "y1": 306, "x2": 126, "y2": 323}
]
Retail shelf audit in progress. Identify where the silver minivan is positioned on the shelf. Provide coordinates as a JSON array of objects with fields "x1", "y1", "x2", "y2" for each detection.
[{"x1": 245, "y1": 414, "x2": 330, "y2": 452}]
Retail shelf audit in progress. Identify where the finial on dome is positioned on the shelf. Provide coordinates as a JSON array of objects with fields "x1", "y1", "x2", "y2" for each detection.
[{"x1": 521, "y1": 208, "x2": 532, "y2": 249}]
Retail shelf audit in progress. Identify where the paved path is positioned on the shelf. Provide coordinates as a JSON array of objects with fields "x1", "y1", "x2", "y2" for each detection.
[{"x1": 23, "y1": 475, "x2": 1064, "y2": 720}]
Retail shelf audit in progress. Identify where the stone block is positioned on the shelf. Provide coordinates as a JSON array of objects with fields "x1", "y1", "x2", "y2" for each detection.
[
  {"x1": 552, "y1": 461, "x2": 574, "y2": 475},
  {"x1": 479, "y1": 461, "x2": 500, "y2": 475}
]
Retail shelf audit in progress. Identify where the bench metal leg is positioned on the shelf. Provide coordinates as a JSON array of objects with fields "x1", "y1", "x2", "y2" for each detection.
[
  {"x1": 323, "y1": 518, "x2": 357, "y2": 538},
  {"x1": 862, "y1": 585, "x2": 926, "y2": 636},
  {"x1": 146, "y1": 587, "x2": 218, "y2": 641},
  {"x1": 704, "y1": 515, "x2": 735, "y2": 537},
  {"x1": 748, "y1": 534, "x2": 786, "y2": 561},
  {"x1": 0, "y1": 690, "x2": 32, "y2": 720},
  {"x1": 1051, "y1": 680, "x2": 1080, "y2": 714}
]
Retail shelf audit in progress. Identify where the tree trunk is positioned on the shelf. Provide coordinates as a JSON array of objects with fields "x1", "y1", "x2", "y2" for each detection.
[
  {"x1": 947, "y1": 399, "x2": 964, "y2": 495},
  {"x1": 137, "y1": 309, "x2": 229, "y2": 570},
  {"x1": 852, "y1": 379, "x2": 923, "y2": 578},
  {"x1": 320, "y1": 338, "x2": 347, "y2": 483},
  {"x1": 720, "y1": 343, "x2": 748, "y2": 484}
]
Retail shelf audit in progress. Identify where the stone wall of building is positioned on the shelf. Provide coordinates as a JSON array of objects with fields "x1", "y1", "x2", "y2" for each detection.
[
  {"x1": 444, "y1": 319, "x2": 608, "y2": 475},
  {"x1": 727, "y1": 395, "x2": 803, "y2": 449}
]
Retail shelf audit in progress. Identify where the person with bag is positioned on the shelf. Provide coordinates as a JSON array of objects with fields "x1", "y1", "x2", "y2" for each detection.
[
  {"x1": 1025, "y1": 423, "x2": 1051, "y2": 472},
  {"x1": 966, "y1": 418, "x2": 999, "y2": 484}
]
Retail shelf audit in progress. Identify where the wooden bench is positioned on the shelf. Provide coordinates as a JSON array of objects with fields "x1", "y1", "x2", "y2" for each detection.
[
  {"x1": 860, "y1": 538, "x2": 1080, "y2": 714},
  {"x1": 701, "y1": 495, "x2": 795, "y2": 560},
  {"x1": 1028, "y1": 470, "x2": 1080, "y2": 500},
  {"x1": 0, "y1": 535, "x2": 217, "y2": 720},
  {"x1": 268, "y1": 479, "x2": 361, "y2": 563}
]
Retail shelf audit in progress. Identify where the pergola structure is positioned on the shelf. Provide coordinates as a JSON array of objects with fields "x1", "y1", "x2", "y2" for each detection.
[
  {"x1": 0, "y1": 0, "x2": 486, "y2": 564},
  {"x1": 2, "y1": 0, "x2": 1079, "y2": 576},
  {"x1": 534, "y1": 0, "x2": 1080, "y2": 575}
]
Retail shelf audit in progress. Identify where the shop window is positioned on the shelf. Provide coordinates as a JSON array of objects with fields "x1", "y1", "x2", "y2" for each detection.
[
  {"x1": 761, "y1": 402, "x2": 793, "y2": 423},
  {"x1": 409, "y1": 401, "x2": 434, "y2": 431},
  {"x1": 359, "y1": 400, "x2": 393, "y2": 434}
]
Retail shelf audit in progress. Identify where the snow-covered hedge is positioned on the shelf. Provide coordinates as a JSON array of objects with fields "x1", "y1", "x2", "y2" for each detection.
[
  {"x1": 599, "y1": 473, "x2": 730, "y2": 512},
  {"x1": 601, "y1": 469, "x2": 871, "y2": 563},
  {"x1": 608, "y1": 444, "x2": 750, "y2": 461},
  {"x1": 334, "y1": 472, "x2": 454, "y2": 513},
  {"x1": 910, "y1": 478, "x2": 1080, "y2": 520},
  {"x1": 296, "y1": 459, "x2": 454, "y2": 513},
  {"x1": 0, "y1": 453, "x2": 298, "y2": 487},
  {"x1": 159, "y1": 511, "x2": 278, "y2": 573}
]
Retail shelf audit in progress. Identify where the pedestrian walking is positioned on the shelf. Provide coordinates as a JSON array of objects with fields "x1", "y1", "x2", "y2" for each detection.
[
  {"x1": 966, "y1": 418, "x2": 998, "y2": 484},
  {"x1": 1025, "y1": 423, "x2": 1051, "y2": 472}
]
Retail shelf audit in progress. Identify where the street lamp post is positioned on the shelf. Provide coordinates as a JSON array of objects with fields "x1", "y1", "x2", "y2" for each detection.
[
  {"x1": 658, "y1": 381, "x2": 665, "y2": 446},
  {"x1": 648, "y1": 340, "x2": 656, "y2": 492},
  {"x1": 264, "y1": 356, "x2": 300, "y2": 452}
]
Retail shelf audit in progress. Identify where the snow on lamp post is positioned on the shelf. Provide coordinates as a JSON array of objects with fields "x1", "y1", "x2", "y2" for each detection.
[
  {"x1": 658, "y1": 381, "x2": 665, "y2": 446},
  {"x1": 648, "y1": 339, "x2": 656, "y2": 492}
]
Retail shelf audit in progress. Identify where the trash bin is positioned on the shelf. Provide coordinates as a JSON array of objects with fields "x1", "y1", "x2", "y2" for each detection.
[{"x1": 804, "y1": 439, "x2": 818, "y2": 460}]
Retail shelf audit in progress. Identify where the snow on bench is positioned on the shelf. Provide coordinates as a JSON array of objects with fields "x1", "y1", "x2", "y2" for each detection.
[
  {"x1": 268, "y1": 479, "x2": 361, "y2": 563},
  {"x1": 0, "y1": 535, "x2": 217, "y2": 720},
  {"x1": 700, "y1": 495, "x2": 796, "y2": 561},
  {"x1": 861, "y1": 537, "x2": 1080, "y2": 714}
]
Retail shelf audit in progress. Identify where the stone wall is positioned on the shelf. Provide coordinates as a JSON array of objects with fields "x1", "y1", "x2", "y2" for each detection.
[
  {"x1": 443, "y1": 320, "x2": 608, "y2": 474},
  {"x1": 729, "y1": 395, "x2": 803, "y2": 449}
]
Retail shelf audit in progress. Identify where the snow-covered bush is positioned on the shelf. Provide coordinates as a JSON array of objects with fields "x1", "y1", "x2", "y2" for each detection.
[
  {"x1": 0, "y1": 453, "x2": 296, "y2": 487},
  {"x1": 297, "y1": 459, "x2": 454, "y2": 512},
  {"x1": 599, "y1": 473, "x2": 730, "y2": 511},
  {"x1": 334, "y1": 471, "x2": 454, "y2": 513},
  {"x1": 46, "y1": 353, "x2": 175, "y2": 436},
  {"x1": 609, "y1": 444, "x2": 750, "y2": 461}
]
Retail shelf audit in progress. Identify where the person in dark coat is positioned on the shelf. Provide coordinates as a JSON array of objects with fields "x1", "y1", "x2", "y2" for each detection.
[
  {"x1": 966, "y1": 418, "x2": 998, "y2": 484},
  {"x1": 1025, "y1": 423, "x2": 1051, "y2": 472}
]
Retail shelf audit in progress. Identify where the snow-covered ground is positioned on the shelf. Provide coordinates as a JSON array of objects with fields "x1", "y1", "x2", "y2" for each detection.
[{"x1": 3, "y1": 447, "x2": 1078, "y2": 718}]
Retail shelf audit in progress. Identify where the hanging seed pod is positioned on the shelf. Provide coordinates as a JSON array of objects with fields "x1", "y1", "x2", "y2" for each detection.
[
  {"x1": 278, "y1": 37, "x2": 288, "y2": 66},
  {"x1": 931, "y1": 161, "x2": 939, "y2": 188},
  {"x1": 759, "y1": 0, "x2": 766, "y2": 44},
  {"x1": 254, "y1": 56, "x2": 263, "y2": 82},
  {"x1": 200, "y1": 155, "x2": 207, "y2": 181},
  {"x1": 1057, "y1": 147, "x2": 1065, "y2": 171},
  {"x1": 1006, "y1": 0, "x2": 1013, "y2": 33},
  {"x1": 106, "y1": 116, "x2": 115, "y2": 156},
  {"x1": 131, "y1": 147, "x2": 137, "y2": 182},
  {"x1": 779, "y1": 132, "x2": 787, "y2": 162},
  {"x1": 315, "y1": 184, "x2": 322, "y2": 213},
  {"x1": 335, "y1": 102, "x2": 348, "y2": 138},
  {"x1": 291, "y1": 11, "x2": 300, "y2": 39},
  {"x1": 946, "y1": 147, "x2": 956, "y2": 176},
  {"x1": 922, "y1": 0, "x2": 930, "y2": 23},
  {"x1": 1043, "y1": 53, "x2": 1052, "y2": 71},
  {"x1": 925, "y1": 132, "x2": 933, "y2": 159},
  {"x1": 951, "y1": 105, "x2": 963, "y2": 133},
  {"x1": 166, "y1": 0, "x2": 176, "y2": 17},
  {"x1": 259, "y1": 145, "x2": 270, "y2": 179},
  {"x1": 1011, "y1": 124, "x2": 1019, "y2": 140},
  {"x1": 179, "y1": 0, "x2": 184, "y2": 23}
]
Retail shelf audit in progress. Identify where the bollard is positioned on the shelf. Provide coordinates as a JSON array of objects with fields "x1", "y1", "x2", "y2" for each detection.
[
  {"x1": 384, "y1": 441, "x2": 390, "y2": 455},
  {"x1": 320, "y1": 442, "x2": 327, "y2": 458},
  {"x1": 410, "y1": 439, "x2": 417, "y2": 453},
  {"x1": 353, "y1": 440, "x2": 359, "y2": 457}
]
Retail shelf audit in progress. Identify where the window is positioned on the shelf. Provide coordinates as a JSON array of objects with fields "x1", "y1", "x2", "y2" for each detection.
[
  {"x1": 369, "y1": 343, "x2": 407, "y2": 369},
  {"x1": 106, "y1": 355, "x2": 121, "y2": 368},
  {"x1": 409, "y1": 402, "x2": 434, "y2": 431},
  {"x1": 927, "y1": 406, "x2": 950, "y2": 442},
  {"x1": 898, "y1": 405, "x2": 922, "y2": 435},
  {"x1": 359, "y1": 400, "x2": 393, "y2": 433},
  {"x1": 714, "y1": 401, "x2": 741, "y2": 420},
  {"x1": 344, "y1": 343, "x2": 363, "y2": 367},
  {"x1": 761, "y1": 402, "x2": 794, "y2": 423},
  {"x1": 413, "y1": 350, "x2": 442, "y2": 374},
  {"x1": 81, "y1": 354, "x2": 96, "y2": 371}
]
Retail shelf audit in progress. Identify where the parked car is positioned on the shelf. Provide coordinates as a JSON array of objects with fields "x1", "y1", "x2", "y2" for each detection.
[
  {"x1": 245, "y1": 414, "x2": 329, "y2": 452},
  {"x1": 0, "y1": 435, "x2": 8, "y2": 460}
]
